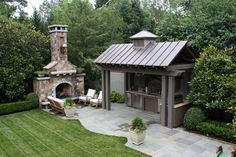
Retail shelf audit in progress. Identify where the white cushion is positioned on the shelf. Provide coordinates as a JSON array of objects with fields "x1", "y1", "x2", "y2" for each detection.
[
  {"x1": 47, "y1": 96, "x2": 65, "y2": 107},
  {"x1": 79, "y1": 96, "x2": 87, "y2": 102},
  {"x1": 90, "y1": 99, "x2": 99, "y2": 104},
  {"x1": 87, "y1": 89, "x2": 96, "y2": 98},
  {"x1": 97, "y1": 91, "x2": 102, "y2": 100}
]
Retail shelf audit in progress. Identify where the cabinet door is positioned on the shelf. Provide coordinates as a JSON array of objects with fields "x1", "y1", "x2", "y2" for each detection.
[{"x1": 144, "y1": 97, "x2": 159, "y2": 113}]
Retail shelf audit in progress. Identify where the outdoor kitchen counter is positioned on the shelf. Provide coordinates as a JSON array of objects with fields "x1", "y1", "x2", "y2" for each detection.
[{"x1": 126, "y1": 91, "x2": 161, "y2": 113}]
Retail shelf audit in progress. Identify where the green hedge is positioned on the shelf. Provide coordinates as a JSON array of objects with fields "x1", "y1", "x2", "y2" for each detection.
[
  {"x1": 196, "y1": 121, "x2": 236, "y2": 142},
  {"x1": 183, "y1": 107, "x2": 206, "y2": 130},
  {"x1": 0, "y1": 93, "x2": 39, "y2": 115}
]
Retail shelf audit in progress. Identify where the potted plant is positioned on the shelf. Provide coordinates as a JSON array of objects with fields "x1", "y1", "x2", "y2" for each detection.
[
  {"x1": 129, "y1": 117, "x2": 147, "y2": 145},
  {"x1": 64, "y1": 98, "x2": 76, "y2": 117}
]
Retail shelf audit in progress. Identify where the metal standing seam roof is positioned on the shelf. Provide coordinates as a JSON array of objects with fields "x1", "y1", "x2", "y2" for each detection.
[
  {"x1": 94, "y1": 41, "x2": 188, "y2": 67},
  {"x1": 130, "y1": 30, "x2": 157, "y2": 39}
]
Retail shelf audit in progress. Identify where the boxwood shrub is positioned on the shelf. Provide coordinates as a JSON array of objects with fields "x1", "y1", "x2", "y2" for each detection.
[
  {"x1": 196, "y1": 121, "x2": 236, "y2": 142},
  {"x1": 111, "y1": 91, "x2": 125, "y2": 103},
  {"x1": 0, "y1": 93, "x2": 39, "y2": 115},
  {"x1": 183, "y1": 107, "x2": 206, "y2": 130}
]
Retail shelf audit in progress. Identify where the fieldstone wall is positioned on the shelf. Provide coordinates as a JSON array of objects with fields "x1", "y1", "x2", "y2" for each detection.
[{"x1": 33, "y1": 74, "x2": 84, "y2": 107}]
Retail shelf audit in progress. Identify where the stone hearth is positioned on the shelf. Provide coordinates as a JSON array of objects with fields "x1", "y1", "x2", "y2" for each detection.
[{"x1": 33, "y1": 25, "x2": 84, "y2": 107}]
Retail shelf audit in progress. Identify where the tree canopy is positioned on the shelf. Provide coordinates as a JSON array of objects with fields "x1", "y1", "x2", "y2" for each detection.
[
  {"x1": 157, "y1": 0, "x2": 236, "y2": 57},
  {"x1": 1, "y1": 0, "x2": 236, "y2": 105},
  {"x1": 0, "y1": 20, "x2": 49, "y2": 102},
  {"x1": 188, "y1": 46, "x2": 236, "y2": 110}
]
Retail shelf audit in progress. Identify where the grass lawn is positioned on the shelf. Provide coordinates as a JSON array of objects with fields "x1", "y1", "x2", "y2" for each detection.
[{"x1": 0, "y1": 109, "x2": 149, "y2": 157}]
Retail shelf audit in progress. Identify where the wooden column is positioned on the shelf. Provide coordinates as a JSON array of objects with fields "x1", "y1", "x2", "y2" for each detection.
[
  {"x1": 182, "y1": 72, "x2": 188, "y2": 98},
  {"x1": 167, "y1": 76, "x2": 175, "y2": 128},
  {"x1": 105, "y1": 70, "x2": 111, "y2": 110},
  {"x1": 124, "y1": 72, "x2": 127, "y2": 104},
  {"x1": 102, "y1": 70, "x2": 106, "y2": 109},
  {"x1": 161, "y1": 76, "x2": 168, "y2": 126}
]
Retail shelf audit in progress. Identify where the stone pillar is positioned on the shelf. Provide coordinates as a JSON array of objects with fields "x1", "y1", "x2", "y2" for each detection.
[
  {"x1": 167, "y1": 76, "x2": 175, "y2": 128},
  {"x1": 161, "y1": 76, "x2": 168, "y2": 126}
]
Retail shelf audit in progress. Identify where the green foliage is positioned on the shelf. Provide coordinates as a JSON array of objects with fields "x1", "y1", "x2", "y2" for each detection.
[
  {"x1": 50, "y1": 0, "x2": 125, "y2": 90},
  {"x1": 0, "y1": 20, "x2": 49, "y2": 102},
  {"x1": 95, "y1": 0, "x2": 109, "y2": 8},
  {"x1": 0, "y1": 92, "x2": 39, "y2": 115},
  {"x1": 31, "y1": 9, "x2": 48, "y2": 35},
  {"x1": 83, "y1": 58, "x2": 101, "y2": 90},
  {"x1": 157, "y1": 0, "x2": 236, "y2": 56},
  {"x1": 131, "y1": 117, "x2": 147, "y2": 133},
  {"x1": 76, "y1": 67, "x2": 85, "y2": 73},
  {"x1": 188, "y1": 46, "x2": 236, "y2": 110},
  {"x1": 34, "y1": 70, "x2": 49, "y2": 77},
  {"x1": 64, "y1": 98, "x2": 74, "y2": 109},
  {"x1": 228, "y1": 106, "x2": 236, "y2": 133},
  {"x1": 196, "y1": 121, "x2": 236, "y2": 142},
  {"x1": 184, "y1": 107, "x2": 206, "y2": 130},
  {"x1": 26, "y1": 92, "x2": 39, "y2": 104},
  {"x1": 0, "y1": 0, "x2": 27, "y2": 18},
  {"x1": 111, "y1": 91, "x2": 125, "y2": 103},
  {"x1": 110, "y1": 0, "x2": 147, "y2": 41}
]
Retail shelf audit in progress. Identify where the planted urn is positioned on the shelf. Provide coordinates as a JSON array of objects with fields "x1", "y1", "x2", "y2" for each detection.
[
  {"x1": 129, "y1": 117, "x2": 147, "y2": 145},
  {"x1": 64, "y1": 98, "x2": 76, "y2": 117}
]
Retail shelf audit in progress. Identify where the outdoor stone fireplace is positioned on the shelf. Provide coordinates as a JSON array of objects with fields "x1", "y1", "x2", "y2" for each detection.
[{"x1": 33, "y1": 24, "x2": 85, "y2": 107}]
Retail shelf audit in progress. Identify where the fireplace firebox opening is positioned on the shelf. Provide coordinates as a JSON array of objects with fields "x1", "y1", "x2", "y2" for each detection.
[{"x1": 56, "y1": 83, "x2": 72, "y2": 99}]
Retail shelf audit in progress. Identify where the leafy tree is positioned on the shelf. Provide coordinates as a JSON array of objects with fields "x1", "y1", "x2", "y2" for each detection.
[
  {"x1": 31, "y1": 9, "x2": 48, "y2": 34},
  {"x1": 95, "y1": 0, "x2": 109, "y2": 8},
  {"x1": 0, "y1": 0, "x2": 27, "y2": 18},
  {"x1": 110, "y1": 0, "x2": 147, "y2": 41},
  {"x1": 157, "y1": 0, "x2": 236, "y2": 57},
  {"x1": 0, "y1": 20, "x2": 49, "y2": 102},
  {"x1": 188, "y1": 45, "x2": 236, "y2": 110},
  {"x1": 51, "y1": 0, "x2": 124, "y2": 89}
]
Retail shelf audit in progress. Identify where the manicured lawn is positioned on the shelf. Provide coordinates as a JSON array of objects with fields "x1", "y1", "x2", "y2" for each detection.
[{"x1": 0, "y1": 109, "x2": 148, "y2": 157}]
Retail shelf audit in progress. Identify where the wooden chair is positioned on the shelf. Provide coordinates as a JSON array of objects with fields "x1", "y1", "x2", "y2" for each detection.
[
  {"x1": 47, "y1": 96, "x2": 65, "y2": 115},
  {"x1": 90, "y1": 91, "x2": 102, "y2": 108},
  {"x1": 78, "y1": 89, "x2": 96, "y2": 104}
]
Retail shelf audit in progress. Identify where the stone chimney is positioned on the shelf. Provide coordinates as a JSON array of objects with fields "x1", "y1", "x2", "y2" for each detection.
[
  {"x1": 44, "y1": 24, "x2": 76, "y2": 73},
  {"x1": 48, "y1": 25, "x2": 68, "y2": 62}
]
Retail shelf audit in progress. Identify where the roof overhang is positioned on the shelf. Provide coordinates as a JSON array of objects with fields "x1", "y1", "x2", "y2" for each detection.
[{"x1": 96, "y1": 64, "x2": 191, "y2": 76}]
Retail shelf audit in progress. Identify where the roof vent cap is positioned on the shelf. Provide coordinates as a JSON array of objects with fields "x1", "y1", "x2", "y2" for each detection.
[{"x1": 130, "y1": 30, "x2": 157, "y2": 48}]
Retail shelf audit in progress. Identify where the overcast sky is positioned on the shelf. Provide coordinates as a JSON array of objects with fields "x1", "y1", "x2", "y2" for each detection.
[{"x1": 24, "y1": 0, "x2": 95, "y2": 16}]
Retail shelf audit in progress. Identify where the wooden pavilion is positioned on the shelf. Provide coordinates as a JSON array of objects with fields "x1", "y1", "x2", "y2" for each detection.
[{"x1": 94, "y1": 30, "x2": 197, "y2": 128}]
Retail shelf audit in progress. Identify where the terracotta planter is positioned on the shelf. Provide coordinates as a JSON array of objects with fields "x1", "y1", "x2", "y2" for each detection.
[
  {"x1": 129, "y1": 129, "x2": 146, "y2": 145},
  {"x1": 64, "y1": 107, "x2": 76, "y2": 117}
]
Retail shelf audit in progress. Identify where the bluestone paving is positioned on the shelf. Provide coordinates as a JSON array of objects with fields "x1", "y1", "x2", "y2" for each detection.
[{"x1": 52, "y1": 103, "x2": 234, "y2": 157}]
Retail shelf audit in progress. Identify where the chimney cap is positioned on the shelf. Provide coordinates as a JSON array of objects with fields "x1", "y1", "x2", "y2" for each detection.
[
  {"x1": 48, "y1": 24, "x2": 68, "y2": 33},
  {"x1": 130, "y1": 30, "x2": 157, "y2": 39}
]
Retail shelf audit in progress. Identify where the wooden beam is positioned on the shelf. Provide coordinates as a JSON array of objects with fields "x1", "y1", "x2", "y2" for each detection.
[
  {"x1": 166, "y1": 64, "x2": 194, "y2": 71},
  {"x1": 97, "y1": 65, "x2": 184, "y2": 76}
]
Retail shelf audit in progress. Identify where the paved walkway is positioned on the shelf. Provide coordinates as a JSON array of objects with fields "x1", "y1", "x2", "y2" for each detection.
[{"x1": 74, "y1": 103, "x2": 234, "y2": 157}]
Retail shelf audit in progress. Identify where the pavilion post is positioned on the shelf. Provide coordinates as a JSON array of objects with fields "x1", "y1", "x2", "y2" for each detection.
[
  {"x1": 167, "y1": 76, "x2": 175, "y2": 128},
  {"x1": 161, "y1": 76, "x2": 168, "y2": 126},
  {"x1": 102, "y1": 70, "x2": 106, "y2": 109},
  {"x1": 105, "y1": 70, "x2": 111, "y2": 110}
]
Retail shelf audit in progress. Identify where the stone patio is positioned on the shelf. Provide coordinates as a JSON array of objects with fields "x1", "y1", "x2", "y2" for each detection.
[
  {"x1": 45, "y1": 103, "x2": 234, "y2": 156},
  {"x1": 75, "y1": 103, "x2": 234, "y2": 157}
]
